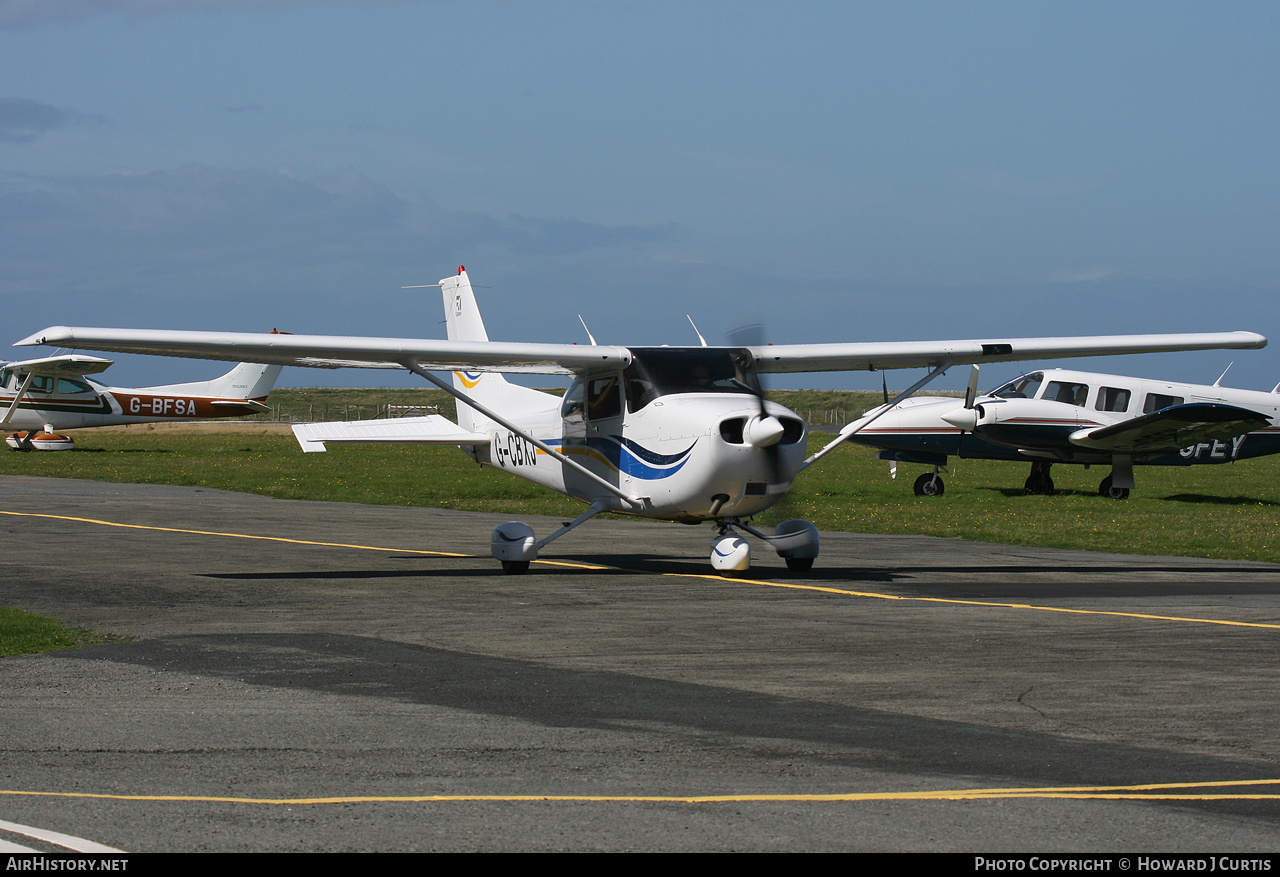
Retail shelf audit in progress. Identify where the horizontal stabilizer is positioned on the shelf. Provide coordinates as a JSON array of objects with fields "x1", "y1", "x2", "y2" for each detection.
[
  {"x1": 291, "y1": 415, "x2": 490, "y2": 453},
  {"x1": 210, "y1": 399, "x2": 271, "y2": 413},
  {"x1": 1069, "y1": 403, "x2": 1271, "y2": 455}
]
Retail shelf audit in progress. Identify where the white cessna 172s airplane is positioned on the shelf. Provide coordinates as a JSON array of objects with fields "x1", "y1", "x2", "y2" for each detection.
[
  {"x1": 0, "y1": 355, "x2": 282, "y2": 450},
  {"x1": 846, "y1": 365, "x2": 1280, "y2": 500},
  {"x1": 15, "y1": 267, "x2": 1267, "y2": 573}
]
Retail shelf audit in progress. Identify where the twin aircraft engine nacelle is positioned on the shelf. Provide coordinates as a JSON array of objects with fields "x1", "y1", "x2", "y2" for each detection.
[{"x1": 940, "y1": 404, "x2": 984, "y2": 433}]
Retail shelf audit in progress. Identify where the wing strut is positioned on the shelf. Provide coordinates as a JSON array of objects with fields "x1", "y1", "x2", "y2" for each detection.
[
  {"x1": 400, "y1": 360, "x2": 646, "y2": 509},
  {"x1": 1, "y1": 371, "x2": 38, "y2": 426},
  {"x1": 801, "y1": 360, "x2": 954, "y2": 471}
]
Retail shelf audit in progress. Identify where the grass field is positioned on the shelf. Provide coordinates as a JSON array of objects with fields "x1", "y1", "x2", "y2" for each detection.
[
  {"x1": 0, "y1": 606, "x2": 131, "y2": 657},
  {"x1": 3, "y1": 419, "x2": 1278, "y2": 564}
]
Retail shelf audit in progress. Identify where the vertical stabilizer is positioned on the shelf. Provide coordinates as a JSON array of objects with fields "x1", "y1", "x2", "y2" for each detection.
[
  {"x1": 140, "y1": 361, "x2": 283, "y2": 398},
  {"x1": 441, "y1": 266, "x2": 490, "y2": 343},
  {"x1": 437, "y1": 267, "x2": 550, "y2": 431},
  {"x1": 207, "y1": 362, "x2": 284, "y2": 399}
]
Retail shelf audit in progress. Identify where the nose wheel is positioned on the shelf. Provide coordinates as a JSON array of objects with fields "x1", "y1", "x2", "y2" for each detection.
[
  {"x1": 711, "y1": 519, "x2": 820, "y2": 576},
  {"x1": 711, "y1": 527, "x2": 751, "y2": 575}
]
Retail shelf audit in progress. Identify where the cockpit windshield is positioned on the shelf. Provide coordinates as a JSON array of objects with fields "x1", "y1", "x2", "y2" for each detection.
[
  {"x1": 623, "y1": 348, "x2": 761, "y2": 412},
  {"x1": 991, "y1": 372, "x2": 1043, "y2": 400}
]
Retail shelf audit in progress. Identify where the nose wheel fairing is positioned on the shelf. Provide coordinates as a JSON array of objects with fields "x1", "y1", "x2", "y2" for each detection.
[{"x1": 711, "y1": 519, "x2": 820, "y2": 576}]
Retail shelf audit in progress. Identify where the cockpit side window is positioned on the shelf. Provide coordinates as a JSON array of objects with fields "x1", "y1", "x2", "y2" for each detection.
[
  {"x1": 56, "y1": 378, "x2": 92, "y2": 394},
  {"x1": 1143, "y1": 393, "x2": 1185, "y2": 413},
  {"x1": 992, "y1": 373, "x2": 1043, "y2": 399},
  {"x1": 1046, "y1": 381, "x2": 1089, "y2": 406},
  {"x1": 586, "y1": 375, "x2": 623, "y2": 421},
  {"x1": 561, "y1": 380, "x2": 586, "y2": 421},
  {"x1": 1095, "y1": 387, "x2": 1131, "y2": 413},
  {"x1": 0, "y1": 369, "x2": 10, "y2": 390}
]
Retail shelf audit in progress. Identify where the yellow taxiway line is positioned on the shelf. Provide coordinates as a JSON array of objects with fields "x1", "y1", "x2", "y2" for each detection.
[
  {"x1": 3, "y1": 509, "x2": 1278, "y2": 629},
  {"x1": 3, "y1": 779, "x2": 1280, "y2": 805}
]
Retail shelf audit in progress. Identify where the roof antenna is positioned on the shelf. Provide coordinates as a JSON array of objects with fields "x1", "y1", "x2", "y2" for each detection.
[
  {"x1": 1214, "y1": 362, "x2": 1233, "y2": 387},
  {"x1": 686, "y1": 316, "x2": 709, "y2": 347},
  {"x1": 577, "y1": 315, "x2": 598, "y2": 346}
]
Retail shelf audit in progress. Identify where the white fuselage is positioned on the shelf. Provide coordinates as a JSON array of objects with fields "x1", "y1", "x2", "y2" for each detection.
[{"x1": 465, "y1": 388, "x2": 808, "y2": 521}]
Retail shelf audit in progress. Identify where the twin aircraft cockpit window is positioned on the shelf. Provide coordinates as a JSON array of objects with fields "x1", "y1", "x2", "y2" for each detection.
[
  {"x1": 991, "y1": 372, "x2": 1181, "y2": 415},
  {"x1": 561, "y1": 348, "x2": 762, "y2": 421}
]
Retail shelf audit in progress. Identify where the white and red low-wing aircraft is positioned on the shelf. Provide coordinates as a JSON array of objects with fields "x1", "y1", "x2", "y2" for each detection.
[
  {"x1": 15, "y1": 268, "x2": 1267, "y2": 573},
  {"x1": 0, "y1": 354, "x2": 281, "y2": 450},
  {"x1": 845, "y1": 365, "x2": 1280, "y2": 500}
]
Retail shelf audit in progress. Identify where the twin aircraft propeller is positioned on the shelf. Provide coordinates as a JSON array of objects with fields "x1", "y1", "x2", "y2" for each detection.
[{"x1": 17, "y1": 268, "x2": 1267, "y2": 574}]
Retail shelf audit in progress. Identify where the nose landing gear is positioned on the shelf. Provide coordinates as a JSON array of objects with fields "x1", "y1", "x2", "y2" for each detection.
[{"x1": 711, "y1": 518, "x2": 820, "y2": 576}]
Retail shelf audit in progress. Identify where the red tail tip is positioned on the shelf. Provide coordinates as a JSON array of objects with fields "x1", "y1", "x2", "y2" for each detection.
[{"x1": 458, "y1": 265, "x2": 465, "y2": 274}]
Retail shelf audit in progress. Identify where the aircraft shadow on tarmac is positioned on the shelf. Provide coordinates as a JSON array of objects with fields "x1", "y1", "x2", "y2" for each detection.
[
  {"x1": 65, "y1": 631, "x2": 1278, "y2": 815},
  {"x1": 198, "y1": 553, "x2": 1280, "y2": 597},
  {"x1": 981, "y1": 486, "x2": 1280, "y2": 506}
]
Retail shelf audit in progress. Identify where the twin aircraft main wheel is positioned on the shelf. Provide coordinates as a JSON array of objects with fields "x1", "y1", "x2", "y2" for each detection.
[
  {"x1": 1024, "y1": 473, "x2": 1055, "y2": 495},
  {"x1": 1098, "y1": 475, "x2": 1130, "y2": 500},
  {"x1": 913, "y1": 472, "x2": 945, "y2": 497}
]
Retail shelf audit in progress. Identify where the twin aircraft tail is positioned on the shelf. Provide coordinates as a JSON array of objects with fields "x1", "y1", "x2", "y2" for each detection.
[{"x1": 440, "y1": 267, "x2": 549, "y2": 431}]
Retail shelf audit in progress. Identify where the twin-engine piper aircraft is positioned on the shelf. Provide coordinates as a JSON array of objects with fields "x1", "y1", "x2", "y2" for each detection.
[
  {"x1": 848, "y1": 365, "x2": 1280, "y2": 499},
  {"x1": 15, "y1": 267, "x2": 1267, "y2": 573},
  {"x1": 1, "y1": 354, "x2": 281, "y2": 449}
]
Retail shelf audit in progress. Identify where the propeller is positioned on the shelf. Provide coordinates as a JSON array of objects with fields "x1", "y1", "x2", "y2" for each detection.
[
  {"x1": 941, "y1": 364, "x2": 984, "y2": 432},
  {"x1": 725, "y1": 319, "x2": 788, "y2": 483}
]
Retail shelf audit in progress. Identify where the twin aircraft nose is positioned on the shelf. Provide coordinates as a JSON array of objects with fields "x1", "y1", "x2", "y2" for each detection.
[{"x1": 941, "y1": 403, "x2": 985, "y2": 432}]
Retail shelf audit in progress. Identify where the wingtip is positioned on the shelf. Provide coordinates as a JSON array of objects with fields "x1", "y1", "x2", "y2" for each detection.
[{"x1": 15, "y1": 326, "x2": 70, "y2": 347}]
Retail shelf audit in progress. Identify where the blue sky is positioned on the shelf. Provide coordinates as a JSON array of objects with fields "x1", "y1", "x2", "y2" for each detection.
[{"x1": 2, "y1": 0, "x2": 1278, "y2": 391}]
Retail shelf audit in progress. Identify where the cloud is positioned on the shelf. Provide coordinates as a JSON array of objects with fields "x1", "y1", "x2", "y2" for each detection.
[
  {"x1": 0, "y1": 0, "x2": 410, "y2": 29},
  {"x1": 0, "y1": 162, "x2": 688, "y2": 386},
  {"x1": 0, "y1": 97, "x2": 78, "y2": 143},
  {"x1": 961, "y1": 169, "x2": 1097, "y2": 198},
  {"x1": 0, "y1": 164, "x2": 684, "y2": 328}
]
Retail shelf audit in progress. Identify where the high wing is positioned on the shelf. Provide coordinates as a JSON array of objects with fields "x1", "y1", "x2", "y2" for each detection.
[
  {"x1": 293, "y1": 415, "x2": 490, "y2": 453},
  {"x1": 4, "y1": 354, "x2": 114, "y2": 378},
  {"x1": 15, "y1": 328, "x2": 628, "y2": 375},
  {"x1": 746, "y1": 333, "x2": 1267, "y2": 373},
  {"x1": 14, "y1": 328, "x2": 1267, "y2": 376},
  {"x1": 1068, "y1": 403, "x2": 1272, "y2": 455}
]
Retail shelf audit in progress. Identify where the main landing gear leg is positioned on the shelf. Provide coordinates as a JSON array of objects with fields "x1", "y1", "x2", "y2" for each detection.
[
  {"x1": 1099, "y1": 456, "x2": 1134, "y2": 500},
  {"x1": 491, "y1": 501, "x2": 608, "y2": 574},
  {"x1": 1024, "y1": 461, "x2": 1055, "y2": 495}
]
